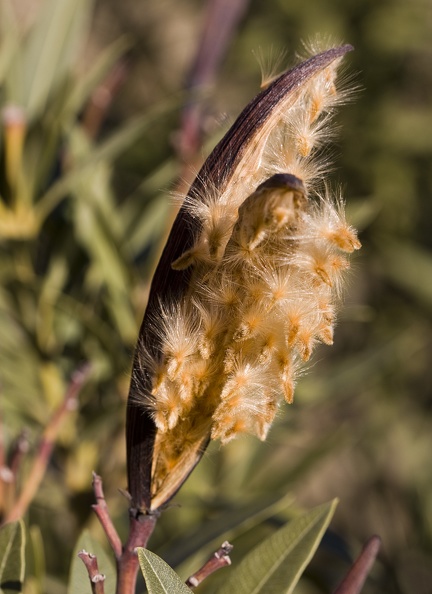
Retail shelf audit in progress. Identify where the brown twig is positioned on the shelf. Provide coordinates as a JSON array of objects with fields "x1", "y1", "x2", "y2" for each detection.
[
  {"x1": 185, "y1": 541, "x2": 233, "y2": 588},
  {"x1": 92, "y1": 472, "x2": 123, "y2": 560},
  {"x1": 115, "y1": 511, "x2": 158, "y2": 594},
  {"x1": 332, "y1": 535, "x2": 381, "y2": 594},
  {"x1": 91, "y1": 471, "x2": 158, "y2": 594},
  {"x1": 78, "y1": 550, "x2": 106, "y2": 594},
  {"x1": 3, "y1": 363, "x2": 91, "y2": 524}
]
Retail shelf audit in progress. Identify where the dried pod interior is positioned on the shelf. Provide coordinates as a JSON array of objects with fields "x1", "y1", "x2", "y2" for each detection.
[{"x1": 127, "y1": 44, "x2": 360, "y2": 512}]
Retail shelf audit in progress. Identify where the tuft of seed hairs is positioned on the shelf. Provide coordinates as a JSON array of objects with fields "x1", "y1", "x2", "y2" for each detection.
[{"x1": 135, "y1": 42, "x2": 360, "y2": 487}]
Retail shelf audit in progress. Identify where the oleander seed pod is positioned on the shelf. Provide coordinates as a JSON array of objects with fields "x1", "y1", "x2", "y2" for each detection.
[{"x1": 126, "y1": 42, "x2": 360, "y2": 514}]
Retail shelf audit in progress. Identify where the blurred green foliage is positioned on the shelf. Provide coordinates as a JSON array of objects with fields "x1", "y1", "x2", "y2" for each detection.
[{"x1": 1, "y1": 0, "x2": 431, "y2": 593}]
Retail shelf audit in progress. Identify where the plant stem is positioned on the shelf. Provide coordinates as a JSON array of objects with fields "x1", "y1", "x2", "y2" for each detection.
[
  {"x1": 91, "y1": 473, "x2": 158, "y2": 594},
  {"x1": 3, "y1": 364, "x2": 90, "y2": 524},
  {"x1": 115, "y1": 511, "x2": 158, "y2": 594},
  {"x1": 78, "y1": 550, "x2": 106, "y2": 594},
  {"x1": 92, "y1": 472, "x2": 122, "y2": 560},
  {"x1": 186, "y1": 541, "x2": 233, "y2": 588}
]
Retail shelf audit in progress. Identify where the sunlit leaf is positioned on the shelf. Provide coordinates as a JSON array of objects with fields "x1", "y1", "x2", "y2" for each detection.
[
  {"x1": 137, "y1": 549, "x2": 193, "y2": 594},
  {"x1": 215, "y1": 500, "x2": 338, "y2": 594}
]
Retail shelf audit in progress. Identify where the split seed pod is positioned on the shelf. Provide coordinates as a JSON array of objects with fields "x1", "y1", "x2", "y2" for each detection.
[{"x1": 126, "y1": 44, "x2": 360, "y2": 514}]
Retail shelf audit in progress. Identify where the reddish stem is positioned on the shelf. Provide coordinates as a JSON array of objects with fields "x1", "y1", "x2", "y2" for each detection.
[
  {"x1": 186, "y1": 541, "x2": 233, "y2": 588},
  {"x1": 91, "y1": 473, "x2": 158, "y2": 594},
  {"x1": 115, "y1": 511, "x2": 158, "y2": 594},
  {"x1": 78, "y1": 550, "x2": 106, "y2": 594},
  {"x1": 3, "y1": 364, "x2": 91, "y2": 524},
  {"x1": 92, "y1": 472, "x2": 123, "y2": 560},
  {"x1": 332, "y1": 535, "x2": 381, "y2": 594}
]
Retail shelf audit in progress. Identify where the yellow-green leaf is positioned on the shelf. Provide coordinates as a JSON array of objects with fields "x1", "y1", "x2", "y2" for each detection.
[
  {"x1": 215, "y1": 499, "x2": 338, "y2": 594},
  {"x1": 22, "y1": 0, "x2": 92, "y2": 118},
  {"x1": 137, "y1": 549, "x2": 193, "y2": 594}
]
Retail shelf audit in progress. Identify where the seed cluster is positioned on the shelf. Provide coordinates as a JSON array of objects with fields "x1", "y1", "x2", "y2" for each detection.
[{"x1": 135, "y1": 45, "x2": 360, "y2": 494}]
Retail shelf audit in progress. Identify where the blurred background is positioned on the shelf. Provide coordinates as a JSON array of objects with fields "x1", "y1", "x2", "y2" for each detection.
[{"x1": 1, "y1": 0, "x2": 431, "y2": 592}]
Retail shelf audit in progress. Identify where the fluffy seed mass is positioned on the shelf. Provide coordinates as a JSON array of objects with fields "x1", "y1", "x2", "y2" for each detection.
[{"x1": 135, "y1": 44, "x2": 360, "y2": 499}]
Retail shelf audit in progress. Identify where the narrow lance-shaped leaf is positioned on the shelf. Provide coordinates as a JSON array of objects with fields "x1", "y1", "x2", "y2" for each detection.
[
  {"x1": 22, "y1": 0, "x2": 92, "y2": 119},
  {"x1": 62, "y1": 35, "x2": 132, "y2": 125},
  {"x1": 137, "y1": 548, "x2": 193, "y2": 594},
  {"x1": 215, "y1": 499, "x2": 338, "y2": 594},
  {"x1": 0, "y1": 1, "x2": 19, "y2": 87},
  {"x1": 35, "y1": 95, "x2": 184, "y2": 223}
]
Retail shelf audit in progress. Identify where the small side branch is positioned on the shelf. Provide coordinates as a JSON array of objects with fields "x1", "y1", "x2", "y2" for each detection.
[
  {"x1": 92, "y1": 472, "x2": 122, "y2": 560},
  {"x1": 186, "y1": 541, "x2": 233, "y2": 588},
  {"x1": 3, "y1": 364, "x2": 91, "y2": 524},
  {"x1": 78, "y1": 550, "x2": 106, "y2": 594},
  {"x1": 333, "y1": 535, "x2": 381, "y2": 594}
]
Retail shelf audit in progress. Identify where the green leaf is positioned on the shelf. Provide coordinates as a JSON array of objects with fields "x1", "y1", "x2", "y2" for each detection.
[
  {"x1": 22, "y1": 0, "x2": 92, "y2": 118},
  {"x1": 215, "y1": 499, "x2": 338, "y2": 594},
  {"x1": 25, "y1": 525, "x2": 45, "y2": 594},
  {"x1": 67, "y1": 530, "x2": 115, "y2": 594},
  {"x1": 35, "y1": 95, "x2": 181, "y2": 222},
  {"x1": 0, "y1": 1, "x2": 19, "y2": 86},
  {"x1": 65, "y1": 128, "x2": 137, "y2": 342},
  {"x1": 137, "y1": 549, "x2": 193, "y2": 594},
  {"x1": 62, "y1": 35, "x2": 132, "y2": 124},
  {"x1": 0, "y1": 519, "x2": 26, "y2": 594}
]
